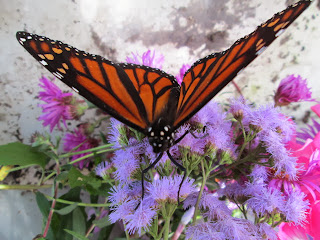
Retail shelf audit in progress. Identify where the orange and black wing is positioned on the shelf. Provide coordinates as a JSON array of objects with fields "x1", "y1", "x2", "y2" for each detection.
[
  {"x1": 16, "y1": 31, "x2": 179, "y2": 133},
  {"x1": 174, "y1": 0, "x2": 311, "y2": 129}
]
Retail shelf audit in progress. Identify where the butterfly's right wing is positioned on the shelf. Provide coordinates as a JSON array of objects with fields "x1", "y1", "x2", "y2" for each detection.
[
  {"x1": 173, "y1": 0, "x2": 311, "y2": 129},
  {"x1": 16, "y1": 31, "x2": 179, "y2": 133}
]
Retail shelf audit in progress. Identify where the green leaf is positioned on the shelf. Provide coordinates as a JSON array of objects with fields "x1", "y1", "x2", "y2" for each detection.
[
  {"x1": 67, "y1": 167, "x2": 103, "y2": 196},
  {"x1": 56, "y1": 171, "x2": 69, "y2": 182},
  {"x1": 93, "y1": 215, "x2": 112, "y2": 228},
  {"x1": 0, "y1": 142, "x2": 49, "y2": 168},
  {"x1": 72, "y1": 207, "x2": 86, "y2": 236},
  {"x1": 64, "y1": 229, "x2": 89, "y2": 240},
  {"x1": 97, "y1": 223, "x2": 114, "y2": 240},
  {"x1": 99, "y1": 132, "x2": 108, "y2": 144},
  {"x1": 54, "y1": 203, "x2": 78, "y2": 215},
  {"x1": 36, "y1": 191, "x2": 50, "y2": 218},
  {"x1": 68, "y1": 167, "x2": 86, "y2": 188}
]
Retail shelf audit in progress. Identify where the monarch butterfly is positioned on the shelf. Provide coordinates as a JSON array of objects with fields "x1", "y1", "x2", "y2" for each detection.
[{"x1": 17, "y1": 0, "x2": 311, "y2": 202}]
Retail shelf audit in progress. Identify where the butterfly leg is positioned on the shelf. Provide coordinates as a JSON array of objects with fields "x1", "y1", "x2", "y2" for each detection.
[
  {"x1": 173, "y1": 130, "x2": 190, "y2": 145},
  {"x1": 136, "y1": 152, "x2": 164, "y2": 210},
  {"x1": 167, "y1": 151, "x2": 186, "y2": 205}
]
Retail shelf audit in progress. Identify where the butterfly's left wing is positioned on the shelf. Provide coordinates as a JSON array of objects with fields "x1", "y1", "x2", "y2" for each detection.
[
  {"x1": 16, "y1": 31, "x2": 179, "y2": 133},
  {"x1": 174, "y1": 0, "x2": 311, "y2": 129}
]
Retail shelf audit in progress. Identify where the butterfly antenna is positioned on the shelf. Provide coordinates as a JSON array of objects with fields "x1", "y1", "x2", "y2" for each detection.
[
  {"x1": 135, "y1": 152, "x2": 164, "y2": 210},
  {"x1": 167, "y1": 151, "x2": 187, "y2": 205}
]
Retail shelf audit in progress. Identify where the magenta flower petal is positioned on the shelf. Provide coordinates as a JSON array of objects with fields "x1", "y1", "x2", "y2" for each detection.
[
  {"x1": 63, "y1": 128, "x2": 98, "y2": 169},
  {"x1": 126, "y1": 50, "x2": 164, "y2": 69},
  {"x1": 275, "y1": 74, "x2": 314, "y2": 106},
  {"x1": 175, "y1": 64, "x2": 191, "y2": 85},
  {"x1": 38, "y1": 77, "x2": 77, "y2": 131}
]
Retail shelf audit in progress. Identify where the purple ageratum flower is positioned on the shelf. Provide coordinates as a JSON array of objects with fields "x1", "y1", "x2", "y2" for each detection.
[
  {"x1": 185, "y1": 221, "x2": 226, "y2": 240},
  {"x1": 63, "y1": 128, "x2": 98, "y2": 169},
  {"x1": 257, "y1": 223, "x2": 278, "y2": 240},
  {"x1": 274, "y1": 74, "x2": 314, "y2": 106},
  {"x1": 213, "y1": 217, "x2": 259, "y2": 240},
  {"x1": 199, "y1": 192, "x2": 232, "y2": 220},
  {"x1": 196, "y1": 101, "x2": 235, "y2": 154},
  {"x1": 234, "y1": 101, "x2": 297, "y2": 177},
  {"x1": 38, "y1": 76, "x2": 80, "y2": 132},
  {"x1": 124, "y1": 198, "x2": 157, "y2": 236},
  {"x1": 244, "y1": 182, "x2": 286, "y2": 215},
  {"x1": 282, "y1": 190, "x2": 309, "y2": 224},
  {"x1": 247, "y1": 104, "x2": 294, "y2": 140},
  {"x1": 108, "y1": 182, "x2": 159, "y2": 235},
  {"x1": 108, "y1": 118, "x2": 125, "y2": 149},
  {"x1": 147, "y1": 175, "x2": 196, "y2": 203},
  {"x1": 297, "y1": 118, "x2": 320, "y2": 144},
  {"x1": 112, "y1": 138, "x2": 145, "y2": 183},
  {"x1": 249, "y1": 165, "x2": 269, "y2": 183},
  {"x1": 179, "y1": 101, "x2": 235, "y2": 155},
  {"x1": 262, "y1": 130, "x2": 298, "y2": 178},
  {"x1": 218, "y1": 181, "x2": 247, "y2": 203},
  {"x1": 126, "y1": 50, "x2": 164, "y2": 69},
  {"x1": 178, "y1": 128, "x2": 206, "y2": 154},
  {"x1": 95, "y1": 161, "x2": 113, "y2": 178},
  {"x1": 109, "y1": 199, "x2": 137, "y2": 224},
  {"x1": 175, "y1": 64, "x2": 191, "y2": 85},
  {"x1": 109, "y1": 182, "x2": 142, "y2": 206}
]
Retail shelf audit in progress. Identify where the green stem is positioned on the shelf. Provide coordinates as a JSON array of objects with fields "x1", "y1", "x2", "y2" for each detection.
[
  {"x1": 123, "y1": 222, "x2": 130, "y2": 240},
  {"x1": 59, "y1": 143, "x2": 115, "y2": 158},
  {"x1": 85, "y1": 198, "x2": 108, "y2": 237},
  {"x1": 42, "y1": 171, "x2": 56, "y2": 183},
  {"x1": 210, "y1": 149, "x2": 259, "y2": 179},
  {"x1": 39, "y1": 168, "x2": 45, "y2": 186},
  {"x1": 193, "y1": 159, "x2": 207, "y2": 223},
  {"x1": 0, "y1": 184, "x2": 52, "y2": 190},
  {"x1": 68, "y1": 148, "x2": 118, "y2": 165},
  {"x1": 44, "y1": 194, "x2": 109, "y2": 207},
  {"x1": 163, "y1": 216, "x2": 170, "y2": 240}
]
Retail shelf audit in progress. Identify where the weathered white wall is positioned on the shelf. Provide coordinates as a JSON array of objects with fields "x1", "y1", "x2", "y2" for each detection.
[{"x1": 1, "y1": 0, "x2": 319, "y2": 145}]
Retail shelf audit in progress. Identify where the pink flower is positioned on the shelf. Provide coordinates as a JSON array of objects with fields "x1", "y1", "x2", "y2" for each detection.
[
  {"x1": 311, "y1": 104, "x2": 320, "y2": 118},
  {"x1": 274, "y1": 74, "x2": 314, "y2": 106},
  {"x1": 38, "y1": 77, "x2": 85, "y2": 132},
  {"x1": 269, "y1": 134, "x2": 320, "y2": 201},
  {"x1": 126, "y1": 50, "x2": 164, "y2": 69},
  {"x1": 175, "y1": 64, "x2": 190, "y2": 85},
  {"x1": 278, "y1": 201, "x2": 320, "y2": 240},
  {"x1": 63, "y1": 128, "x2": 99, "y2": 169}
]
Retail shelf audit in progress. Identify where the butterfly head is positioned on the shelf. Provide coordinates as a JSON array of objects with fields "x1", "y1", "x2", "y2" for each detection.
[{"x1": 147, "y1": 118, "x2": 175, "y2": 153}]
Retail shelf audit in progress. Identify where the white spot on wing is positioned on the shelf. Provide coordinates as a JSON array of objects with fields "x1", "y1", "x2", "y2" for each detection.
[
  {"x1": 27, "y1": 36, "x2": 32, "y2": 39},
  {"x1": 53, "y1": 72, "x2": 63, "y2": 79},
  {"x1": 275, "y1": 29, "x2": 285, "y2": 37},
  {"x1": 40, "y1": 60, "x2": 48, "y2": 66},
  {"x1": 256, "y1": 46, "x2": 267, "y2": 56},
  {"x1": 72, "y1": 87, "x2": 79, "y2": 93}
]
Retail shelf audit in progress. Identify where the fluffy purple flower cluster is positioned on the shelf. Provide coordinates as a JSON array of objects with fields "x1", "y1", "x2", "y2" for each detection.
[
  {"x1": 104, "y1": 50, "x2": 311, "y2": 238},
  {"x1": 34, "y1": 49, "x2": 315, "y2": 238}
]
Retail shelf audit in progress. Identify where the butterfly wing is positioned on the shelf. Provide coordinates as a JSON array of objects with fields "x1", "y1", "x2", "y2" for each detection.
[
  {"x1": 16, "y1": 31, "x2": 179, "y2": 133},
  {"x1": 174, "y1": 0, "x2": 311, "y2": 129}
]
